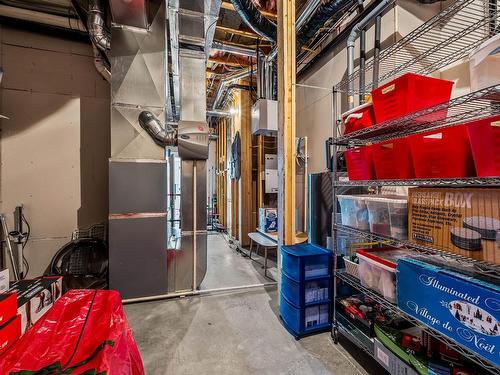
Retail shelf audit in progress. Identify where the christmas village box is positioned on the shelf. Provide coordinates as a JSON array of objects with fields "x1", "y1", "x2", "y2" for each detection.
[
  {"x1": 408, "y1": 188, "x2": 500, "y2": 264},
  {"x1": 397, "y1": 258, "x2": 500, "y2": 367}
]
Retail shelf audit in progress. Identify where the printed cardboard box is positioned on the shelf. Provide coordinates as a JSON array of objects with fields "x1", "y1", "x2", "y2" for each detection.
[
  {"x1": 374, "y1": 339, "x2": 419, "y2": 375},
  {"x1": 9, "y1": 276, "x2": 63, "y2": 334},
  {"x1": 408, "y1": 188, "x2": 500, "y2": 264},
  {"x1": 0, "y1": 315, "x2": 21, "y2": 355},
  {"x1": 397, "y1": 258, "x2": 500, "y2": 367},
  {"x1": 259, "y1": 207, "x2": 278, "y2": 233}
]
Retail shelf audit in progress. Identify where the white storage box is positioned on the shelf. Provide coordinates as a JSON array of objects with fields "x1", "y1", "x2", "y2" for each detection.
[
  {"x1": 364, "y1": 195, "x2": 408, "y2": 240},
  {"x1": 357, "y1": 248, "x2": 411, "y2": 303},
  {"x1": 469, "y1": 33, "x2": 500, "y2": 93},
  {"x1": 338, "y1": 195, "x2": 370, "y2": 231}
]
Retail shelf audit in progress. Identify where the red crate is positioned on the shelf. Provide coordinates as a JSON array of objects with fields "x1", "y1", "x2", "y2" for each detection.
[
  {"x1": 345, "y1": 147, "x2": 375, "y2": 180},
  {"x1": 342, "y1": 102, "x2": 376, "y2": 135},
  {"x1": 371, "y1": 73, "x2": 454, "y2": 123},
  {"x1": 466, "y1": 115, "x2": 500, "y2": 177},
  {"x1": 371, "y1": 139, "x2": 415, "y2": 180},
  {"x1": 408, "y1": 126, "x2": 475, "y2": 178}
]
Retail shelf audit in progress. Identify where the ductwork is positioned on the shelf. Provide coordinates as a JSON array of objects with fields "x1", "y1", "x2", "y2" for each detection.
[
  {"x1": 297, "y1": 0, "x2": 356, "y2": 51},
  {"x1": 212, "y1": 41, "x2": 257, "y2": 58},
  {"x1": 212, "y1": 66, "x2": 257, "y2": 110},
  {"x1": 138, "y1": 111, "x2": 177, "y2": 147},
  {"x1": 87, "y1": 0, "x2": 110, "y2": 53},
  {"x1": 230, "y1": 0, "x2": 277, "y2": 42},
  {"x1": 0, "y1": 3, "x2": 85, "y2": 32},
  {"x1": 92, "y1": 45, "x2": 111, "y2": 82}
]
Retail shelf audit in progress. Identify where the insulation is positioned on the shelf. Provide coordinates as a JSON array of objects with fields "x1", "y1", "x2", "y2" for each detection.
[{"x1": 230, "y1": 0, "x2": 276, "y2": 42}]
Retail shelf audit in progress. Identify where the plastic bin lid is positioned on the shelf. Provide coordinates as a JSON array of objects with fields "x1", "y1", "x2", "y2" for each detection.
[
  {"x1": 341, "y1": 101, "x2": 373, "y2": 118},
  {"x1": 357, "y1": 248, "x2": 412, "y2": 270},
  {"x1": 362, "y1": 195, "x2": 407, "y2": 204}
]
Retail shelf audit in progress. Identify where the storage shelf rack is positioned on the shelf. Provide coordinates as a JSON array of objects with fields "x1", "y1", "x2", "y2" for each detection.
[
  {"x1": 329, "y1": 1, "x2": 500, "y2": 374},
  {"x1": 335, "y1": 270, "x2": 500, "y2": 374},
  {"x1": 335, "y1": 0, "x2": 500, "y2": 95}
]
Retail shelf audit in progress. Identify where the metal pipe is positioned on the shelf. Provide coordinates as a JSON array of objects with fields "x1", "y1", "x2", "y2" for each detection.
[
  {"x1": 87, "y1": 0, "x2": 110, "y2": 53},
  {"x1": 193, "y1": 161, "x2": 197, "y2": 290},
  {"x1": 0, "y1": 3, "x2": 85, "y2": 32},
  {"x1": 359, "y1": 28, "x2": 366, "y2": 103},
  {"x1": 212, "y1": 66, "x2": 257, "y2": 110},
  {"x1": 0, "y1": 214, "x2": 19, "y2": 281},
  {"x1": 230, "y1": 0, "x2": 277, "y2": 42},
  {"x1": 347, "y1": 0, "x2": 394, "y2": 109},
  {"x1": 296, "y1": 0, "x2": 322, "y2": 31},
  {"x1": 212, "y1": 41, "x2": 257, "y2": 58},
  {"x1": 92, "y1": 45, "x2": 111, "y2": 82},
  {"x1": 372, "y1": 15, "x2": 382, "y2": 89},
  {"x1": 207, "y1": 110, "x2": 231, "y2": 117}
]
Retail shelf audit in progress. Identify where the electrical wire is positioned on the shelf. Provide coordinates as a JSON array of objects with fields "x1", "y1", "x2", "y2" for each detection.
[{"x1": 21, "y1": 213, "x2": 30, "y2": 278}]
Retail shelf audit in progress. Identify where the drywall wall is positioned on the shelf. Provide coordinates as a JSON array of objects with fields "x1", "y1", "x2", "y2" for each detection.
[{"x1": 0, "y1": 24, "x2": 110, "y2": 277}]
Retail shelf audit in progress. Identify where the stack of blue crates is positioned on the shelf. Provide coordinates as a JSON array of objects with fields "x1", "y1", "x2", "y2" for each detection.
[{"x1": 280, "y1": 243, "x2": 332, "y2": 339}]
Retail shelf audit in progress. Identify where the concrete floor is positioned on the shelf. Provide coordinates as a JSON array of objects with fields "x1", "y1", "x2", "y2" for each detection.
[{"x1": 125, "y1": 234, "x2": 387, "y2": 375}]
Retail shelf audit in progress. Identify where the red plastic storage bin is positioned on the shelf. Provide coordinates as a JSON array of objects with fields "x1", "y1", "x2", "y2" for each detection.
[
  {"x1": 342, "y1": 102, "x2": 376, "y2": 135},
  {"x1": 466, "y1": 115, "x2": 500, "y2": 177},
  {"x1": 408, "y1": 125, "x2": 475, "y2": 178},
  {"x1": 371, "y1": 73, "x2": 454, "y2": 123},
  {"x1": 345, "y1": 147, "x2": 375, "y2": 180},
  {"x1": 371, "y1": 138, "x2": 415, "y2": 179}
]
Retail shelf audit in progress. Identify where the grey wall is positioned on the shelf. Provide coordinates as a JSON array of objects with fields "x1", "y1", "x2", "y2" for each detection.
[{"x1": 0, "y1": 24, "x2": 110, "y2": 277}]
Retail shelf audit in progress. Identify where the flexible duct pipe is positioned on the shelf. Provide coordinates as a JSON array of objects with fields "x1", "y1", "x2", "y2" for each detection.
[
  {"x1": 347, "y1": 0, "x2": 394, "y2": 109},
  {"x1": 0, "y1": 3, "x2": 86, "y2": 32},
  {"x1": 138, "y1": 111, "x2": 178, "y2": 147},
  {"x1": 296, "y1": 0, "x2": 323, "y2": 32},
  {"x1": 230, "y1": 0, "x2": 277, "y2": 42},
  {"x1": 87, "y1": 0, "x2": 110, "y2": 53},
  {"x1": 372, "y1": 15, "x2": 382, "y2": 89}
]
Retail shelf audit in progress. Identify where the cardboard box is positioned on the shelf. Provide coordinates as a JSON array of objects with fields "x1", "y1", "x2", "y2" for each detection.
[
  {"x1": 9, "y1": 276, "x2": 63, "y2": 334},
  {"x1": 0, "y1": 315, "x2": 21, "y2": 355},
  {"x1": 0, "y1": 268, "x2": 9, "y2": 292},
  {"x1": 0, "y1": 293, "x2": 17, "y2": 327},
  {"x1": 408, "y1": 188, "x2": 500, "y2": 264},
  {"x1": 259, "y1": 208, "x2": 278, "y2": 233},
  {"x1": 397, "y1": 258, "x2": 500, "y2": 367},
  {"x1": 374, "y1": 339, "x2": 419, "y2": 375}
]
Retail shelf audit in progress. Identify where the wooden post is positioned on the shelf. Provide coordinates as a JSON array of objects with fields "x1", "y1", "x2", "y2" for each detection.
[
  {"x1": 277, "y1": 0, "x2": 296, "y2": 247},
  {"x1": 238, "y1": 90, "x2": 252, "y2": 247}
]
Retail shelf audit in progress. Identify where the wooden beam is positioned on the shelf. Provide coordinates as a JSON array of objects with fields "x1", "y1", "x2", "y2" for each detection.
[
  {"x1": 216, "y1": 25, "x2": 260, "y2": 39},
  {"x1": 277, "y1": 0, "x2": 296, "y2": 247},
  {"x1": 221, "y1": 0, "x2": 277, "y2": 19}
]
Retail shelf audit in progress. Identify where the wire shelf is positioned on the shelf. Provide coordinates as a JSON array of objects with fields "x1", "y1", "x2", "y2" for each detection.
[
  {"x1": 335, "y1": 85, "x2": 500, "y2": 145},
  {"x1": 334, "y1": 224, "x2": 500, "y2": 282},
  {"x1": 333, "y1": 176, "x2": 500, "y2": 187},
  {"x1": 336, "y1": 270, "x2": 500, "y2": 374},
  {"x1": 335, "y1": 0, "x2": 500, "y2": 94}
]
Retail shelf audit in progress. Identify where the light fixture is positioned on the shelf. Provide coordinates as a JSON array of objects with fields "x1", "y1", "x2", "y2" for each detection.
[{"x1": 229, "y1": 107, "x2": 238, "y2": 116}]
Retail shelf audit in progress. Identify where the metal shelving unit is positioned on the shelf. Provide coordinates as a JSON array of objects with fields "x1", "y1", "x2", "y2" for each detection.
[{"x1": 329, "y1": 1, "x2": 500, "y2": 374}]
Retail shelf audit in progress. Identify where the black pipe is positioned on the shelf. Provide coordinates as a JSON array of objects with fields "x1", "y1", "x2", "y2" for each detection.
[
  {"x1": 359, "y1": 28, "x2": 366, "y2": 103},
  {"x1": 296, "y1": 0, "x2": 355, "y2": 52},
  {"x1": 230, "y1": 0, "x2": 276, "y2": 42}
]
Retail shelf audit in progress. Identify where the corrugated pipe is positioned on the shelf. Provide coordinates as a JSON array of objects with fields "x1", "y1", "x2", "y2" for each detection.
[
  {"x1": 138, "y1": 111, "x2": 178, "y2": 147},
  {"x1": 347, "y1": 0, "x2": 395, "y2": 109},
  {"x1": 87, "y1": 0, "x2": 110, "y2": 53},
  {"x1": 230, "y1": 0, "x2": 276, "y2": 42}
]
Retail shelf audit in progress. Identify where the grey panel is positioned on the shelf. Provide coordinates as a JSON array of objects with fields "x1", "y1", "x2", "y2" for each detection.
[
  {"x1": 109, "y1": 160, "x2": 167, "y2": 214},
  {"x1": 109, "y1": 216, "x2": 167, "y2": 299}
]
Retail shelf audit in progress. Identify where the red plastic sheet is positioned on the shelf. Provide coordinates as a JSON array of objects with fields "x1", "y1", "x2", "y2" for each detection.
[{"x1": 0, "y1": 289, "x2": 144, "y2": 375}]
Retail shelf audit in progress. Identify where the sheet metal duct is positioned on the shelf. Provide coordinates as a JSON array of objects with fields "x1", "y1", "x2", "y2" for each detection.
[
  {"x1": 109, "y1": 0, "x2": 148, "y2": 29},
  {"x1": 87, "y1": 0, "x2": 110, "y2": 53}
]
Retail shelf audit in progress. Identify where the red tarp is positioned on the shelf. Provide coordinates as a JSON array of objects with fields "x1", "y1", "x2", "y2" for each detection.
[{"x1": 0, "y1": 289, "x2": 144, "y2": 375}]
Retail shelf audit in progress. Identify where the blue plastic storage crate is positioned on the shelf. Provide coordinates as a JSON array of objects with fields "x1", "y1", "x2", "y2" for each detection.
[{"x1": 280, "y1": 243, "x2": 332, "y2": 338}]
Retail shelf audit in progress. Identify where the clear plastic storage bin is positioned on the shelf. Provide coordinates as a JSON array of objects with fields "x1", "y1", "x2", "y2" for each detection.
[
  {"x1": 357, "y1": 248, "x2": 411, "y2": 303},
  {"x1": 338, "y1": 195, "x2": 370, "y2": 231},
  {"x1": 469, "y1": 34, "x2": 500, "y2": 92},
  {"x1": 365, "y1": 195, "x2": 408, "y2": 240}
]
